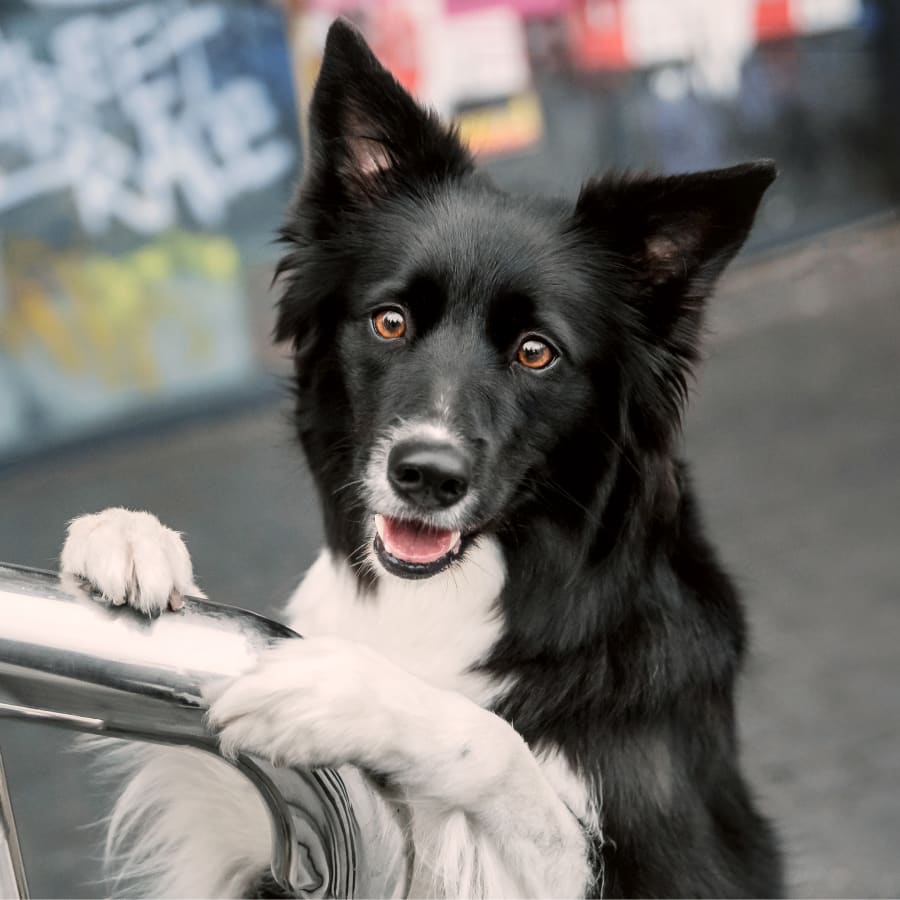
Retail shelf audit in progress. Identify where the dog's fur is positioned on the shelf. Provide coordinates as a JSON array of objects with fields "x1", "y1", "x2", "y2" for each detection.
[{"x1": 61, "y1": 20, "x2": 783, "y2": 899}]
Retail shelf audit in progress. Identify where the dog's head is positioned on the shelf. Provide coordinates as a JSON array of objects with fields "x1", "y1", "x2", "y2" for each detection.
[{"x1": 276, "y1": 20, "x2": 775, "y2": 583}]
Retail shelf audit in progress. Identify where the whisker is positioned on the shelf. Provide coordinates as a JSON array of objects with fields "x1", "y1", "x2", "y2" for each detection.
[{"x1": 332, "y1": 478, "x2": 365, "y2": 498}]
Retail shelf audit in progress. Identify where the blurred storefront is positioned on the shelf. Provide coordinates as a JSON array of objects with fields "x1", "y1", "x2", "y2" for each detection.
[
  {"x1": 1, "y1": 0, "x2": 897, "y2": 462},
  {"x1": 287, "y1": 0, "x2": 897, "y2": 236}
]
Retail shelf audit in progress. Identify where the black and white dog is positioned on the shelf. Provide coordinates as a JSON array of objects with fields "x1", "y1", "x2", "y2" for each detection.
[{"x1": 61, "y1": 20, "x2": 783, "y2": 898}]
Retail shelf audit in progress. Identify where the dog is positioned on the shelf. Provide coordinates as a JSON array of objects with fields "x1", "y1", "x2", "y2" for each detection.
[{"x1": 60, "y1": 19, "x2": 783, "y2": 899}]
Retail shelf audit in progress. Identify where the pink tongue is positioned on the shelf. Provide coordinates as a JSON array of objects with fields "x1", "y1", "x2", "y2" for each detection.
[{"x1": 379, "y1": 517, "x2": 458, "y2": 564}]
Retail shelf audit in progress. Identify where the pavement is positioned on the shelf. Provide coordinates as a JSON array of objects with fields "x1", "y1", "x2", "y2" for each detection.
[{"x1": 0, "y1": 218, "x2": 898, "y2": 898}]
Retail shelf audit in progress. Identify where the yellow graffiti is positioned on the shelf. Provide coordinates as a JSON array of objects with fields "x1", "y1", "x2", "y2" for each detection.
[{"x1": 0, "y1": 232, "x2": 241, "y2": 390}]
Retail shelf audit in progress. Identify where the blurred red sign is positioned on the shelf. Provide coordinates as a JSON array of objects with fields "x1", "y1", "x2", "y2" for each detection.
[
  {"x1": 569, "y1": 0, "x2": 628, "y2": 70},
  {"x1": 755, "y1": 0, "x2": 793, "y2": 39}
]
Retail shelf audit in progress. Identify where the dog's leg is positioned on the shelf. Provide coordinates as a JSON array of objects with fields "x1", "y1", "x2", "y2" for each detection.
[
  {"x1": 61, "y1": 510, "x2": 275, "y2": 898},
  {"x1": 90, "y1": 739, "x2": 274, "y2": 898},
  {"x1": 207, "y1": 637, "x2": 591, "y2": 898}
]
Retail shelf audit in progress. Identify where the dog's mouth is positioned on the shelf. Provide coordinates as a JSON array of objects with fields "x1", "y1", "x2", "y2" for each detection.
[{"x1": 373, "y1": 514, "x2": 467, "y2": 579}]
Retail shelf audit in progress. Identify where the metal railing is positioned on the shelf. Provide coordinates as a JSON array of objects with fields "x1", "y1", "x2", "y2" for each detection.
[{"x1": 0, "y1": 562, "x2": 405, "y2": 899}]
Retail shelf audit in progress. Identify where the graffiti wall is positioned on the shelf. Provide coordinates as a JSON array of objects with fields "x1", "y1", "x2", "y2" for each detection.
[
  {"x1": 3, "y1": 0, "x2": 896, "y2": 460},
  {"x1": 0, "y1": 0, "x2": 300, "y2": 458}
]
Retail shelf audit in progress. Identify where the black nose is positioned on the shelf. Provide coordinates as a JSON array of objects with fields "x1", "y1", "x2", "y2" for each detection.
[{"x1": 388, "y1": 440, "x2": 471, "y2": 510}]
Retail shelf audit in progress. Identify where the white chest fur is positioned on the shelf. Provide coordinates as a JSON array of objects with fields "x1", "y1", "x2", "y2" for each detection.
[
  {"x1": 283, "y1": 538, "x2": 597, "y2": 843},
  {"x1": 284, "y1": 537, "x2": 507, "y2": 707}
]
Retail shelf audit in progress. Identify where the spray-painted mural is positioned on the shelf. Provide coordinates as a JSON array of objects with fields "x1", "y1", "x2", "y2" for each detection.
[
  {"x1": 0, "y1": 0, "x2": 299, "y2": 458},
  {"x1": 3, "y1": 0, "x2": 896, "y2": 460}
]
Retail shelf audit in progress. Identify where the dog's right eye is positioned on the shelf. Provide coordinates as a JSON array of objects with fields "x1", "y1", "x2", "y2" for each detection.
[{"x1": 372, "y1": 308, "x2": 407, "y2": 340}]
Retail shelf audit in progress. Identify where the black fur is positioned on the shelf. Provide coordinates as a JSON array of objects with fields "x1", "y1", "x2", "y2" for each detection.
[{"x1": 275, "y1": 19, "x2": 783, "y2": 898}]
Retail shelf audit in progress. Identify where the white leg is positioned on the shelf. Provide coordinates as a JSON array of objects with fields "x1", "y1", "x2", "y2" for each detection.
[
  {"x1": 207, "y1": 637, "x2": 590, "y2": 898},
  {"x1": 90, "y1": 739, "x2": 272, "y2": 898}
]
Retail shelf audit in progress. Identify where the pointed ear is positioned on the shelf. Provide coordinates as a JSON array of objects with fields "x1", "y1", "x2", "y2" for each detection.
[
  {"x1": 304, "y1": 19, "x2": 474, "y2": 202},
  {"x1": 575, "y1": 161, "x2": 776, "y2": 302},
  {"x1": 575, "y1": 162, "x2": 775, "y2": 449}
]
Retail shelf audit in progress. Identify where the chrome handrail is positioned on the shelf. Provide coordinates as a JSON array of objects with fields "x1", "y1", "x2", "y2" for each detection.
[
  {"x1": 0, "y1": 748, "x2": 29, "y2": 900},
  {"x1": 0, "y1": 562, "x2": 406, "y2": 899}
]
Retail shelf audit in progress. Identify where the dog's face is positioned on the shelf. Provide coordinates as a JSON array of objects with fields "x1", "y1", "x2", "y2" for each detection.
[
  {"x1": 276, "y1": 21, "x2": 775, "y2": 582},
  {"x1": 334, "y1": 188, "x2": 618, "y2": 578}
]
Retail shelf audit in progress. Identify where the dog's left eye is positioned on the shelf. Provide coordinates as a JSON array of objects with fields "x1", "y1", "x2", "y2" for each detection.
[
  {"x1": 515, "y1": 336, "x2": 557, "y2": 370},
  {"x1": 372, "y1": 308, "x2": 407, "y2": 340}
]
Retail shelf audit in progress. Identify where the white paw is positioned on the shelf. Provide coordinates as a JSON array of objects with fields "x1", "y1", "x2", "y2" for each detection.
[
  {"x1": 60, "y1": 508, "x2": 204, "y2": 615},
  {"x1": 205, "y1": 637, "x2": 398, "y2": 770}
]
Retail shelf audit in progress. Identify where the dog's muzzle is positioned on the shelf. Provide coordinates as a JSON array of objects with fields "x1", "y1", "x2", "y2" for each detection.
[{"x1": 372, "y1": 438, "x2": 474, "y2": 579}]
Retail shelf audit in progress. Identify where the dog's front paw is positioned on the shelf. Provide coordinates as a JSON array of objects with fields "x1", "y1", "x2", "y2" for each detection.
[
  {"x1": 60, "y1": 508, "x2": 203, "y2": 615},
  {"x1": 206, "y1": 638, "x2": 396, "y2": 770}
]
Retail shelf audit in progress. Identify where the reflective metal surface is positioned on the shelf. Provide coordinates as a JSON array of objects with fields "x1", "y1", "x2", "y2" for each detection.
[
  {"x1": 0, "y1": 749, "x2": 28, "y2": 900},
  {"x1": 0, "y1": 562, "x2": 405, "y2": 898}
]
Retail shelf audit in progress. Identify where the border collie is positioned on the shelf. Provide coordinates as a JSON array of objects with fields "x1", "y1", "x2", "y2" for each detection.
[{"x1": 60, "y1": 19, "x2": 783, "y2": 899}]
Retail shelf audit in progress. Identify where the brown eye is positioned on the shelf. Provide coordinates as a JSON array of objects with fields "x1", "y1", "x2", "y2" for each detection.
[
  {"x1": 516, "y1": 337, "x2": 556, "y2": 370},
  {"x1": 372, "y1": 308, "x2": 407, "y2": 340}
]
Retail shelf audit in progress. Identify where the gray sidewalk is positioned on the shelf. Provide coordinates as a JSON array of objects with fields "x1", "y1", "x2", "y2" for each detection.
[{"x1": 1, "y1": 220, "x2": 898, "y2": 897}]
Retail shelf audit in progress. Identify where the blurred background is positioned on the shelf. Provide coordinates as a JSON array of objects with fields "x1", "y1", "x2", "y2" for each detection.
[{"x1": 0, "y1": 0, "x2": 897, "y2": 896}]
